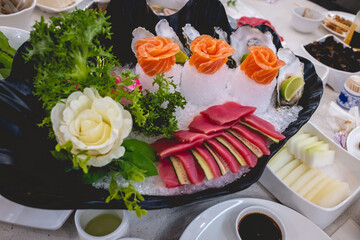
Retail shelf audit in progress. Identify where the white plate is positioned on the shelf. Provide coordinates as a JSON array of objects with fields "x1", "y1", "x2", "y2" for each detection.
[
  {"x1": 0, "y1": 195, "x2": 72, "y2": 230},
  {"x1": 0, "y1": 26, "x2": 29, "y2": 50},
  {"x1": 36, "y1": 0, "x2": 94, "y2": 13},
  {"x1": 180, "y1": 198, "x2": 331, "y2": 240},
  {"x1": 321, "y1": 11, "x2": 355, "y2": 38},
  {"x1": 347, "y1": 126, "x2": 360, "y2": 160}
]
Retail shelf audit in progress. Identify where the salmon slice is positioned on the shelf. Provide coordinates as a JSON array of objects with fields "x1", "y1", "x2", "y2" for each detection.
[
  {"x1": 240, "y1": 46, "x2": 285, "y2": 85},
  {"x1": 135, "y1": 36, "x2": 180, "y2": 76},
  {"x1": 189, "y1": 35, "x2": 235, "y2": 74}
]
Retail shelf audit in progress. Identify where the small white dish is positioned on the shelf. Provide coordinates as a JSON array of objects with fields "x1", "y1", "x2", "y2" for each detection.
[
  {"x1": 347, "y1": 126, "x2": 360, "y2": 160},
  {"x1": 298, "y1": 34, "x2": 360, "y2": 92},
  {"x1": 321, "y1": 11, "x2": 355, "y2": 38},
  {"x1": 260, "y1": 122, "x2": 360, "y2": 229},
  {"x1": 0, "y1": 0, "x2": 36, "y2": 30},
  {"x1": 180, "y1": 198, "x2": 330, "y2": 240},
  {"x1": 235, "y1": 206, "x2": 287, "y2": 240},
  {"x1": 291, "y1": 7, "x2": 324, "y2": 33},
  {"x1": 75, "y1": 209, "x2": 129, "y2": 240},
  {"x1": 36, "y1": 0, "x2": 92, "y2": 13}
]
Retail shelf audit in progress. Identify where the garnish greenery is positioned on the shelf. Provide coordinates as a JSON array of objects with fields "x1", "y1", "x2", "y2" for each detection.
[
  {"x1": 0, "y1": 30, "x2": 16, "y2": 79},
  {"x1": 226, "y1": 0, "x2": 237, "y2": 7},
  {"x1": 134, "y1": 74, "x2": 187, "y2": 137},
  {"x1": 52, "y1": 139, "x2": 157, "y2": 217},
  {"x1": 24, "y1": 9, "x2": 186, "y2": 216}
]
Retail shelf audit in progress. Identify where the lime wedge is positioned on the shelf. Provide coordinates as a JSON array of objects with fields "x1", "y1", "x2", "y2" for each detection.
[
  {"x1": 280, "y1": 76, "x2": 305, "y2": 101},
  {"x1": 175, "y1": 50, "x2": 189, "y2": 63},
  {"x1": 240, "y1": 53, "x2": 249, "y2": 63}
]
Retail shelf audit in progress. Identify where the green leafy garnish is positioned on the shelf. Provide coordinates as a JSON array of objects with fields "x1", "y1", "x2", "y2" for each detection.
[
  {"x1": 226, "y1": 0, "x2": 237, "y2": 7},
  {"x1": 24, "y1": 9, "x2": 119, "y2": 128},
  {"x1": 134, "y1": 74, "x2": 187, "y2": 137},
  {"x1": 0, "y1": 30, "x2": 16, "y2": 79},
  {"x1": 107, "y1": 175, "x2": 147, "y2": 217},
  {"x1": 51, "y1": 139, "x2": 157, "y2": 217}
]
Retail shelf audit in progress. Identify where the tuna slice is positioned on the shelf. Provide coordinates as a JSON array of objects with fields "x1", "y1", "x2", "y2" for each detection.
[
  {"x1": 193, "y1": 145, "x2": 222, "y2": 178},
  {"x1": 152, "y1": 138, "x2": 203, "y2": 159},
  {"x1": 206, "y1": 139, "x2": 241, "y2": 173},
  {"x1": 174, "y1": 130, "x2": 222, "y2": 143},
  {"x1": 241, "y1": 114, "x2": 286, "y2": 142},
  {"x1": 189, "y1": 114, "x2": 236, "y2": 134},
  {"x1": 158, "y1": 160, "x2": 181, "y2": 188},
  {"x1": 220, "y1": 132, "x2": 258, "y2": 167},
  {"x1": 173, "y1": 151, "x2": 205, "y2": 185},
  {"x1": 201, "y1": 101, "x2": 256, "y2": 125},
  {"x1": 231, "y1": 124, "x2": 270, "y2": 155}
]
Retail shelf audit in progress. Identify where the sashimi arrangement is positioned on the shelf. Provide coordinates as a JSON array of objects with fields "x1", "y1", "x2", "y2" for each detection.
[
  {"x1": 132, "y1": 20, "x2": 305, "y2": 111},
  {"x1": 154, "y1": 102, "x2": 285, "y2": 188},
  {"x1": 0, "y1": 0, "x2": 323, "y2": 212}
]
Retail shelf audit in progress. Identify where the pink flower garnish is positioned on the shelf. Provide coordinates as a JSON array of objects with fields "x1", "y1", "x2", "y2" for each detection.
[
  {"x1": 115, "y1": 76, "x2": 121, "y2": 85},
  {"x1": 126, "y1": 78, "x2": 142, "y2": 92},
  {"x1": 121, "y1": 97, "x2": 132, "y2": 107},
  {"x1": 113, "y1": 75, "x2": 142, "y2": 92}
]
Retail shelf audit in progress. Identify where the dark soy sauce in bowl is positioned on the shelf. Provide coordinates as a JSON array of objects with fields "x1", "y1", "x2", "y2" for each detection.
[{"x1": 238, "y1": 212, "x2": 282, "y2": 240}]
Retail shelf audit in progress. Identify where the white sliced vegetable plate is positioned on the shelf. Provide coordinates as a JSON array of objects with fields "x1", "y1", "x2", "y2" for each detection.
[
  {"x1": 260, "y1": 122, "x2": 360, "y2": 229},
  {"x1": 180, "y1": 198, "x2": 330, "y2": 240}
]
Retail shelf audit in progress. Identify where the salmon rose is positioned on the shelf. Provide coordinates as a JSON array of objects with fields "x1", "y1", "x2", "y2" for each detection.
[
  {"x1": 189, "y1": 35, "x2": 235, "y2": 74},
  {"x1": 135, "y1": 36, "x2": 180, "y2": 76},
  {"x1": 240, "y1": 46, "x2": 285, "y2": 85}
]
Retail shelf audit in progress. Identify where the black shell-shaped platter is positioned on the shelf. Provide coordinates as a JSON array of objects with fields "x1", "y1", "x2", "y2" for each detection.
[{"x1": 0, "y1": 0, "x2": 323, "y2": 209}]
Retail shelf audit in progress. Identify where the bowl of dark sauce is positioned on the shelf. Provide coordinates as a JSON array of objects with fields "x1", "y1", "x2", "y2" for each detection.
[{"x1": 235, "y1": 206, "x2": 287, "y2": 240}]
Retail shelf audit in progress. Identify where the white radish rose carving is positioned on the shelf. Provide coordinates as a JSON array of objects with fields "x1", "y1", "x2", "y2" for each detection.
[{"x1": 51, "y1": 87, "x2": 132, "y2": 167}]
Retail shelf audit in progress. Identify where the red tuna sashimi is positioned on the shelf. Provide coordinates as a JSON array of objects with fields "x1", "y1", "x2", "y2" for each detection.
[
  {"x1": 173, "y1": 151, "x2": 205, "y2": 185},
  {"x1": 189, "y1": 114, "x2": 236, "y2": 134},
  {"x1": 174, "y1": 130, "x2": 222, "y2": 143},
  {"x1": 231, "y1": 124, "x2": 270, "y2": 155},
  {"x1": 158, "y1": 160, "x2": 181, "y2": 188},
  {"x1": 152, "y1": 138, "x2": 203, "y2": 159},
  {"x1": 206, "y1": 139, "x2": 241, "y2": 173},
  {"x1": 193, "y1": 145, "x2": 221, "y2": 178},
  {"x1": 220, "y1": 132, "x2": 258, "y2": 167},
  {"x1": 201, "y1": 102, "x2": 256, "y2": 125},
  {"x1": 241, "y1": 114, "x2": 285, "y2": 142}
]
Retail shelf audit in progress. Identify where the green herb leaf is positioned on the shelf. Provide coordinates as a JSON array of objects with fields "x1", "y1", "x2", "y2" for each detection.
[
  {"x1": 82, "y1": 168, "x2": 108, "y2": 184},
  {"x1": 133, "y1": 74, "x2": 187, "y2": 137}
]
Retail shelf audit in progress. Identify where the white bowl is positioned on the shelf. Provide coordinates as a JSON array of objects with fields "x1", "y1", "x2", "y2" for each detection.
[
  {"x1": 36, "y1": 0, "x2": 91, "y2": 13},
  {"x1": 260, "y1": 122, "x2": 360, "y2": 229},
  {"x1": 235, "y1": 206, "x2": 287, "y2": 240},
  {"x1": 291, "y1": 7, "x2": 324, "y2": 33},
  {"x1": 75, "y1": 209, "x2": 129, "y2": 240},
  {"x1": 0, "y1": 0, "x2": 36, "y2": 31},
  {"x1": 146, "y1": 0, "x2": 188, "y2": 11},
  {"x1": 299, "y1": 34, "x2": 360, "y2": 92}
]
